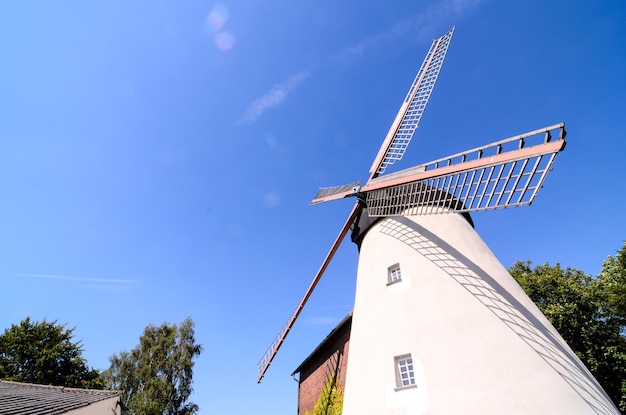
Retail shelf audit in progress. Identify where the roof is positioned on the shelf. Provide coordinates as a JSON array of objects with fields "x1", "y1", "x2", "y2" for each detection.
[
  {"x1": 0, "y1": 380, "x2": 121, "y2": 415},
  {"x1": 291, "y1": 312, "x2": 352, "y2": 376}
]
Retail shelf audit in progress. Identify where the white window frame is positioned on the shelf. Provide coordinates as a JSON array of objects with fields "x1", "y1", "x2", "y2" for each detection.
[
  {"x1": 394, "y1": 354, "x2": 417, "y2": 390},
  {"x1": 387, "y1": 263, "x2": 402, "y2": 285}
]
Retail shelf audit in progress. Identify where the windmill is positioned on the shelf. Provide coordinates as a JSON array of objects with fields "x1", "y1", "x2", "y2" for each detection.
[{"x1": 258, "y1": 27, "x2": 619, "y2": 414}]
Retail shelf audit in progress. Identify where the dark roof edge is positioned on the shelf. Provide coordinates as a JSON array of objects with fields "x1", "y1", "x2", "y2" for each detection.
[
  {"x1": 351, "y1": 207, "x2": 474, "y2": 249},
  {"x1": 291, "y1": 311, "x2": 353, "y2": 376}
]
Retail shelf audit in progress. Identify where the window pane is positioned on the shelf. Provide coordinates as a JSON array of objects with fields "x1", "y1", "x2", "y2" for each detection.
[
  {"x1": 396, "y1": 355, "x2": 416, "y2": 388},
  {"x1": 388, "y1": 264, "x2": 402, "y2": 284}
]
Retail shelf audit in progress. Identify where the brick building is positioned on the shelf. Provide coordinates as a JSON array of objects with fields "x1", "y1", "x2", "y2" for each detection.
[{"x1": 291, "y1": 313, "x2": 351, "y2": 415}]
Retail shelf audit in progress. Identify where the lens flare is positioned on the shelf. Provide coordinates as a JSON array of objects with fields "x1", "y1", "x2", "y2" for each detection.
[
  {"x1": 205, "y1": 4, "x2": 235, "y2": 51},
  {"x1": 264, "y1": 192, "x2": 281, "y2": 208},
  {"x1": 264, "y1": 132, "x2": 278, "y2": 149},
  {"x1": 215, "y1": 31, "x2": 235, "y2": 51},
  {"x1": 206, "y1": 4, "x2": 229, "y2": 33}
]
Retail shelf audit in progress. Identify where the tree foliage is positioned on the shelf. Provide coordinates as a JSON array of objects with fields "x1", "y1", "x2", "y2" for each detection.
[
  {"x1": 599, "y1": 242, "x2": 626, "y2": 413},
  {"x1": 305, "y1": 373, "x2": 343, "y2": 415},
  {"x1": 600, "y1": 242, "x2": 626, "y2": 325},
  {"x1": 509, "y1": 244, "x2": 626, "y2": 413},
  {"x1": 104, "y1": 318, "x2": 202, "y2": 415},
  {"x1": 0, "y1": 317, "x2": 103, "y2": 388}
]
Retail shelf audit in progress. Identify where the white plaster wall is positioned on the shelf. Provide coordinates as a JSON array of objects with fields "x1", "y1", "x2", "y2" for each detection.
[
  {"x1": 342, "y1": 211, "x2": 619, "y2": 415},
  {"x1": 65, "y1": 396, "x2": 121, "y2": 415}
]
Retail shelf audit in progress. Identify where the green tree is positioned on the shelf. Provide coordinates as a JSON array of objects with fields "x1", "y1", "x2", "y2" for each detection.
[
  {"x1": 599, "y1": 242, "x2": 626, "y2": 412},
  {"x1": 104, "y1": 318, "x2": 202, "y2": 415},
  {"x1": 509, "y1": 259, "x2": 626, "y2": 413},
  {"x1": 305, "y1": 373, "x2": 343, "y2": 415},
  {"x1": 600, "y1": 242, "x2": 626, "y2": 324},
  {"x1": 0, "y1": 317, "x2": 103, "y2": 389}
]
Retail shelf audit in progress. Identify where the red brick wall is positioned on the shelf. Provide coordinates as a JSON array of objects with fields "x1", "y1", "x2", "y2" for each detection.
[{"x1": 296, "y1": 318, "x2": 351, "y2": 415}]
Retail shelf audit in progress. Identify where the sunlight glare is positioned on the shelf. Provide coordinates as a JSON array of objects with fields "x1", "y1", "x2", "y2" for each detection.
[
  {"x1": 206, "y1": 4, "x2": 229, "y2": 33},
  {"x1": 215, "y1": 32, "x2": 235, "y2": 51},
  {"x1": 264, "y1": 192, "x2": 281, "y2": 208},
  {"x1": 264, "y1": 132, "x2": 279, "y2": 149}
]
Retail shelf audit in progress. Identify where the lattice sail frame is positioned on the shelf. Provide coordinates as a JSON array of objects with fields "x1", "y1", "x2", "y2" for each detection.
[
  {"x1": 311, "y1": 181, "x2": 361, "y2": 205},
  {"x1": 369, "y1": 27, "x2": 454, "y2": 176},
  {"x1": 364, "y1": 123, "x2": 566, "y2": 216},
  {"x1": 256, "y1": 204, "x2": 361, "y2": 383},
  {"x1": 257, "y1": 321, "x2": 289, "y2": 381}
]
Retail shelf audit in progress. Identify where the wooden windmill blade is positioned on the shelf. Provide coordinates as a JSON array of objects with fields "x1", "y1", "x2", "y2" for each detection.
[
  {"x1": 369, "y1": 26, "x2": 454, "y2": 178},
  {"x1": 310, "y1": 181, "x2": 361, "y2": 205},
  {"x1": 362, "y1": 123, "x2": 567, "y2": 216},
  {"x1": 257, "y1": 28, "x2": 456, "y2": 383},
  {"x1": 309, "y1": 27, "x2": 455, "y2": 207},
  {"x1": 257, "y1": 204, "x2": 361, "y2": 383}
]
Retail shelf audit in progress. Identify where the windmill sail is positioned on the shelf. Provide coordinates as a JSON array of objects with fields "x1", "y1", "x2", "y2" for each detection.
[
  {"x1": 311, "y1": 27, "x2": 456, "y2": 206},
  {"x1": 363, "y1": 123, "x2": 565, "y2": 216},
  {"x1": 310, "y1": 181, "x2": 361, "y2": 205},
  {"x1": 257, "y1": 204, "x2": 362, "y2": 383},
  {"x1": 258, "y1": 27, "x2": 456, "y2": 383},
  {"x1": 369, "y1": 26, "x2": 454, "y2": 177}
]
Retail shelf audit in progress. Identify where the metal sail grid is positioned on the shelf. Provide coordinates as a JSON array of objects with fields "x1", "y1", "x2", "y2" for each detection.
[
  {"x1": 310, "y1": 181, "x2": 361, "y2": 205},
  {"x1": 257, "y1": 204, "x2": 362, "y2": 383},
  {"x1": 257, "y1": 320, "x2": 289, "y2": 382},
  {"x1": 366, "y1": 124, "x2": 565, "y2": 216},
  {"x1": 375, "y1": 27, "x2": 454, "y2": 175}
]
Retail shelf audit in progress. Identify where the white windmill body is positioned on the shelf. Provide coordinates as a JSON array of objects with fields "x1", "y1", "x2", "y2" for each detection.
[
  {"x1": 342, "y1": 207, "x2": 617, "y2": 414},
  {"x1": 257, "y1": 27, "x2": 620, "y2": 414}
]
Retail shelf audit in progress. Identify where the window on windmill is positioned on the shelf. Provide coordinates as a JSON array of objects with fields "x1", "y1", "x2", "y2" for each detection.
[
  {"x1": 395, "y1": 354, "x2": 416, "y2": 389},
  {"x1": 387, "y1": 263, "x2": 402, "y2": 285}
]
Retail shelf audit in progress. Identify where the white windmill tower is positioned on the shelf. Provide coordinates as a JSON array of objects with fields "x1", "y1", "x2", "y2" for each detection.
[{"x1": 258, "y1": 27, "x2": 620, "y2": 415}]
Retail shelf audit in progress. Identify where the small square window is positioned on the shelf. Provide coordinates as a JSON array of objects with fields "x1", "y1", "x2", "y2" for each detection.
[
  {"x1": 395, "y1": 354, "x2": 416, "y2": 389},
  {"x1": 387, "y1": 263, "x2": 402, "y2": 285}
]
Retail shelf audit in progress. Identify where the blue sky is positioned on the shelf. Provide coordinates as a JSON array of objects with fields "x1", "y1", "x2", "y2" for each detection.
[{"x1": 1, "y1": 0, "x2": 625, "y2": 413}]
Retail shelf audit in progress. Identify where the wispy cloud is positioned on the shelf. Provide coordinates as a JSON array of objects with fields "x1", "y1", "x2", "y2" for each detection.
[
  {"x1": 332, "y1": 0, "x2": 488, "y2": 62},
  {"x1": 237, "y1": 0, "x2": 488, "y2": 124},
  {"x1": 238, "y1": 70, "x2": 309, "y2": 124},
  {"x1": 16, "y1": 273, "x2": 137, "y2": 284},
  {"x1": 304, "y1": 316, "x2": 341, "y2": 326}
]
